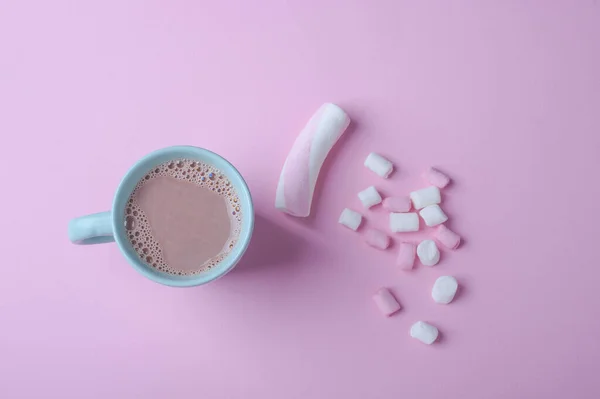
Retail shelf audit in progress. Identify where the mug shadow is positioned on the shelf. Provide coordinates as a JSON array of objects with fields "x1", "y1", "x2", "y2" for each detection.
[{"x1": 232, "y1": 214, "x2": 308, "y2": 274}]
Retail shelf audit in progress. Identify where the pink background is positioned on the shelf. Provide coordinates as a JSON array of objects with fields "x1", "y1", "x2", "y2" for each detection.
[{"x1": 1, "y1": 1, "x2": 599, "y2": 398}]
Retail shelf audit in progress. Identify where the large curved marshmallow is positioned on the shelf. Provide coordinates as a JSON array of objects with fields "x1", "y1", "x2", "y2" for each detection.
[{"x1": 275, "y1": 103, "x2": 350, "y2": 217}]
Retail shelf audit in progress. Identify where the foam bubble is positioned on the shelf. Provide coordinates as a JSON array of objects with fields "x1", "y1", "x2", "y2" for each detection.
[{"x1": 124, "y1": 216, "x2": 135, "y2": 230}]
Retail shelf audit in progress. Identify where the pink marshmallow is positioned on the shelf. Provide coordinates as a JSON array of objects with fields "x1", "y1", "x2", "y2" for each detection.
[
  {"x1": 424, "y1": 167, "x2": 450, "y2": 188},
  {"x1": 382, "y1": 196, "x2": 412, "y2": 213},
  {"x1": 364, "y1": 228, "x2": 390, "y2": 250},
  {"x1": 372, "y1": 288, "x2": 401, "y2": 316},
  {"x1": 434, "y1": 225, "x2": 461, "y2": 249},
  {"x1": 397, "y1": 242, "x2": 416, "y2": 270}
]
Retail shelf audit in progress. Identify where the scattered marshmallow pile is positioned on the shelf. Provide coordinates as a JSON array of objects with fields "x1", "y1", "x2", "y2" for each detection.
[{"x1": 339, "y1": 153, "x2": 463, "y2": 345}]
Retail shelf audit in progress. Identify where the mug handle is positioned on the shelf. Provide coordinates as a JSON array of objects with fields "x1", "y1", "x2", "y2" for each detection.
[{"x1": 68, "y1": 211, "x2": 115, "y2": 245}]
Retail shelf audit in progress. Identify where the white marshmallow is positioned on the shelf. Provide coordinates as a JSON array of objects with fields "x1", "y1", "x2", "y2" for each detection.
[
  {"x1": 364, "y1": 153, "x2": 393, "y2": 178},
  {"x1": 432, "y1": 276, "x2": 458, "y2": 304},
  {"x1": 390, "y1": 212, "x2": 419, "y2": 233},
  {"x1": 419, "y1": 204, "x2": 448, "y2": 227},
  {"x1": 410, "y1": 321, "x2": 439, "y2": 344},
  {"x1": 410, "y1": 186, "x2": 441, "y2": 210},
  {"x1": 339, "y1": 208, "x2": 362, "y2": 231},
  {"x1": 417, "y1": 239, "x2": 440, "y2": 266},
  {"x1": 357, "y1": 186, "x2": 382, "y2": 209}
]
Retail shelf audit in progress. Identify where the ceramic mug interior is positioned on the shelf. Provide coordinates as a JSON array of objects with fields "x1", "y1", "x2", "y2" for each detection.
[{"x1": 112, "y1": 146, "x2": 254, "y2": 287}]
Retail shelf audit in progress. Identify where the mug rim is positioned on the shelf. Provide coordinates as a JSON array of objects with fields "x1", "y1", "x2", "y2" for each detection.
[{"x1": 111, "y1": 145, "x2": 254, "y2": 287}]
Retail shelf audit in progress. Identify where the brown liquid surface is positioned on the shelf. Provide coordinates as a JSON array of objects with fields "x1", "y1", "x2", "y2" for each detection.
[{"x1": 124, "y1": 159, "x2": 243, "y2": 275}]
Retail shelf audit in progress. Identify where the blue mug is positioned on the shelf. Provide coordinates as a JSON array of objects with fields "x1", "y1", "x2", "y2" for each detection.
[{"x1": 68, "y1": 146, "x2": 254, "y2": 287}]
